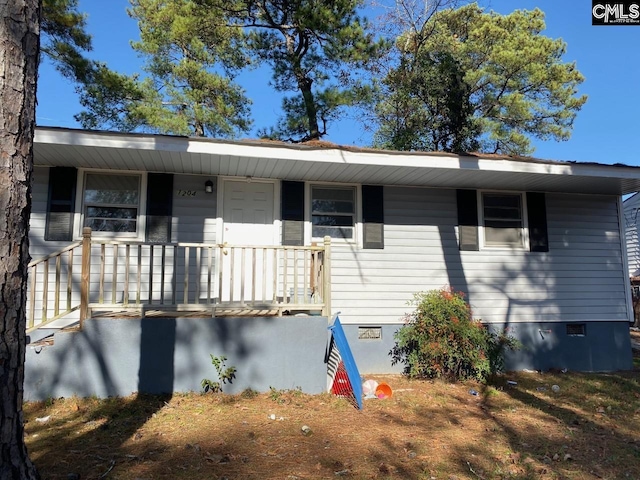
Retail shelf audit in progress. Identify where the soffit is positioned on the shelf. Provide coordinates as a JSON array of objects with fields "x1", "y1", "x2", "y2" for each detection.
[{"x1": 33, "y1": 128, "x2": 640, "y2": 196}]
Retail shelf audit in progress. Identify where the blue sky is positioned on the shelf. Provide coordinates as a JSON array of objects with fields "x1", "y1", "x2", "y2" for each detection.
[{"x1": 36, "y1": 1, "x2": 640, "y2": 165}]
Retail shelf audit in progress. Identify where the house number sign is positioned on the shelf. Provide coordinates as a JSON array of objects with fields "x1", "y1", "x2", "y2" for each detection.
[{"x1": 177, "y1": 190, "x2": 197, "y2": 197}]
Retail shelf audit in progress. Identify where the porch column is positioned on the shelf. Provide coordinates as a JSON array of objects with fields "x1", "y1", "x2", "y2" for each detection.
[{"x1": 80, "y1": 227, "x2": 92, "y2": 327}]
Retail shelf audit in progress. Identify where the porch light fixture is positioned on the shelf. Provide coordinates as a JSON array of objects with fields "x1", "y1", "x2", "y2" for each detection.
[{"x1": 204, "y1": 180, "x2": 214, "y2": 194}]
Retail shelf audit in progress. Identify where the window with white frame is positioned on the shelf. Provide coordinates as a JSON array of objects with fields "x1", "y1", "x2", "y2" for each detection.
[
  {"x1": 481, "y1": 192, "x2": 525, "y2": 248},
  {"x1": 83, "y1": 173, "x2": 141, "y2": 234},
  {"x1": 311, "y1": 186, "x2": 356, "y2": 240}
]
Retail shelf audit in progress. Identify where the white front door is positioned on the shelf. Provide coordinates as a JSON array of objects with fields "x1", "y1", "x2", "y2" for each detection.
[
  {"x1": 223, "y1": 180, "x2": 275, "y2": 245},
  {"x1": 221, "y1": 180, "x2": 276, "y2": 303}
]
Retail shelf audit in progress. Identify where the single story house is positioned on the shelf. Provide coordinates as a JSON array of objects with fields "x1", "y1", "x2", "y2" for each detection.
[{"x1": 24, "y1": 127, "x2": 639, "y2": 399}]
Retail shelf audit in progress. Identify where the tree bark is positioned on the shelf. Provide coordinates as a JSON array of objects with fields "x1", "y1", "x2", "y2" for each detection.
[
  {"x1": 297, "y1": 75, "x2": 319, "y2": 141},
  {"x1": 0, "y1": 0, "x2": 41, "y2": 478}
]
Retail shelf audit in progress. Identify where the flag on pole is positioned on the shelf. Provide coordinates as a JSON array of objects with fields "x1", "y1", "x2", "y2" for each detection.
[{"x1": 325, "y1": 315, "x2": 363, "y2": 409}]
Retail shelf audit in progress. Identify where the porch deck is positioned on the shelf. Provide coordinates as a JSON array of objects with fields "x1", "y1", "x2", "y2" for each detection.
[{"x1": 27, "y1": 228, "x2": 332, "y2": 332}]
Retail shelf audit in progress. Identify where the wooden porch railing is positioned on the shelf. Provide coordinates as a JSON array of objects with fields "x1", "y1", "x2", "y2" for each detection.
[
  {"x1": 27, "y1": 240, "x2": 83, "y2": 331},
  {"x1": 27, "y1": 228, "x2": 332, "y2": 332}
]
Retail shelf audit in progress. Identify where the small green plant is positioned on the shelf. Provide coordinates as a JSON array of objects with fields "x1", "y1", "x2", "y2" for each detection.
[
  {"x1": 201, "y1": 355, "x2": 237, "y2": 393},
  {"x1": 268, "y1": 386, "x2": 304, "y2": 403},
  {"x1": 390, "y1": 287, "x2": 519, "y2": 382},
  {"x1": 268, "y1": 386, "x2": 284, "y2": 403},
  {"x1": 484, "y1": 386, "x2": 500, "y2": 398}
]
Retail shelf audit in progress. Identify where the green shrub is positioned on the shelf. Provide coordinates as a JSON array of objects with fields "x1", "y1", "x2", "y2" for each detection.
[{"x1": 390, "y1": 288, "x2": 519, "y2": 382}]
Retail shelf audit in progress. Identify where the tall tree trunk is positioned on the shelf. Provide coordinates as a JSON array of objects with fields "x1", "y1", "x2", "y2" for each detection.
[
  {"x1": 297, "y1": 76, "x2": 320, "y2": 141},
  {"x1": 0, "y1": 0, "x2": 41, "y2": 479}
]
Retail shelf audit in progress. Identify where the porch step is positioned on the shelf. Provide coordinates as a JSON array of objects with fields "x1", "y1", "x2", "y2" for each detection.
[
  {"x1": 27, "y1": 324, "x2": 81, "y2": 348},
  {"x1": 29, "y1": 336, "x2": 54, "y2": 348}
]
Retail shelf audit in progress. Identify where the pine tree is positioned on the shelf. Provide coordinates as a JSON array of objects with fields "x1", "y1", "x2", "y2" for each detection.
[
  {"x1": 76, "y1": 0, "x2": 252, "y2": 137},
  {"x1": 0, "y1": 0, "x2": 42, "y2": 477},
  {"x1": 374, "y1": 4, "x2": 587, "y2": 155},
  {"x1": 228, "y1": 0, "x2": 387, "y2": 141},
  {"x1": 76, "y1": 0, "x2": 386, "y2": 141}
]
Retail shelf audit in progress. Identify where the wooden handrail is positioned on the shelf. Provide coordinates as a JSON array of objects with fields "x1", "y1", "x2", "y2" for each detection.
[{"x1": 28, "y1": 240, "x2": 82, "y2": 267}]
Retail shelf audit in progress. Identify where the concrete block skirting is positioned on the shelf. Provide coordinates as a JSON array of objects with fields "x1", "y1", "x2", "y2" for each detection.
[
  {"x1": 496, "y1": 321, "x2": 634, "y2": 372},
  {"x1": 341, "y1": 321, "x2": 634, "y2": 375},
  {"x1": 24, "y1": 316, "x2": 329, "y2": 401},
  {"x1": 24, "y1": 318, "x2": 633, "y2": 401}
]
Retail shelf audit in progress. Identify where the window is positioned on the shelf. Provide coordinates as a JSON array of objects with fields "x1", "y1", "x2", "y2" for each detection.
[
  {"x1": 83, "y1": 173, "x2": 141, "y2": 234},
  {"x1": 481, "y1": 192, "x2": 525, "y2": 248},
  {"x1": 457, "y1": 190, "x2": 547, "y2": 252},
  {"x1": 311, "y1": 186, "x2": 355, "y2": 240}
]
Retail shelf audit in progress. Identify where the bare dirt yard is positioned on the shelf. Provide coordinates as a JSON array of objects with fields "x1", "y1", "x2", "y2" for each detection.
[{"x1": 25, "y1": 346, "x2": 640, "y2": 480}]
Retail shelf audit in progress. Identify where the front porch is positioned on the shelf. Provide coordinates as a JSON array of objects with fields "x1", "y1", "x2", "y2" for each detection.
[{"x1": 27, "y1": 228, "x2": 332, "y2": 333}]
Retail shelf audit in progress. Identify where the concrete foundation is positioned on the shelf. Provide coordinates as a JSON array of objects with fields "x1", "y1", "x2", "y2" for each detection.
[
  {"x1": 25, "y1": 316, "x2": 329, "y2": 400},
  {"x1": 24, "y1": 318, "x2": 633, "y2": 401},
  {"x1": 341, "y1": 321, "x2": 634, "y2": 375}
]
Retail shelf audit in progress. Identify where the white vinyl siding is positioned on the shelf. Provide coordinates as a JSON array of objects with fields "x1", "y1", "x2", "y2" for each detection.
[
  {"x1": 329, "y1": 187, "x2": 628, "y2": 326},
  {"x1": 28, "y1": 170, "x2": 629, "y2": 328},
  {"x1": 623, "y1": 193, "x2": 640, "y2": 277},
  {"x1": 28, "y1": 170, "x2": 220, "y2": 327},
  {"x1": 171, "y1": 174, "x2": 218, "y2": 244},
  {"x1": 167, "y1": 174, "x2": 219, "y2": 305},
  {"x1": 30, "y1": 170, "x2": 218, "y2": 253},
  {"x1": 29, "y1": 170, "x2": 219, "y2": 255}
]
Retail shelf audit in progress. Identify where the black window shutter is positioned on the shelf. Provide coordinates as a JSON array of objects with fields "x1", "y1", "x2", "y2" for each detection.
[
  {"x1": 281, "y1": 181, "x2": 304, "y2": 246},
  {"x1": 457, "y1": 189, "x2": 479, "y2": 251},
  {"x1": 146, "y1": 173, "x2": 174, "y2": 242},
  {"x1": 362, "y1": 185, "x2": 384, "y2": 249},
  {"x1": 45, "y1": 167, "x2": 77, "y2": 241},
  {"x1": 527, "y1": 192, "x2": 549, "y2": 252}
]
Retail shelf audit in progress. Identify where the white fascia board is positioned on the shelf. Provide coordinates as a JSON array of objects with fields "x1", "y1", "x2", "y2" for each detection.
[{"x1": 34, "y1": 127, "x2": 640, "y2": 183}]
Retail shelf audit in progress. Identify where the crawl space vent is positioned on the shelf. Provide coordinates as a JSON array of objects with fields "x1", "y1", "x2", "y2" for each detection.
[
  {"x1": 358, "y1": 327, "x2": 382, "y2": 340},
  {"x1": 566, "y1": 324, "x2": 586, "y2": 336}
]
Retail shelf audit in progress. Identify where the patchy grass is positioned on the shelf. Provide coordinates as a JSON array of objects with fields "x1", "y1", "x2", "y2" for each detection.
[{"x1": 25, "y1": 366, "x2": 640, "y2": 480}]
